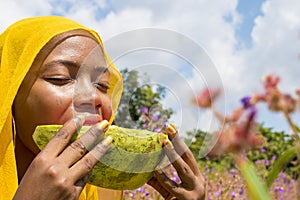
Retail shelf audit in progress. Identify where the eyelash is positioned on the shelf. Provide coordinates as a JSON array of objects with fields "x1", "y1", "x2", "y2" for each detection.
[
  {"x1": 94, "y1": 82, "x2": 110, "y2": 93},
  {"x1": 44, "y1": 77, "x2": 74, "y2": 85},
  {"x1": 45, "y1": 77, "x2": 110, "y2": 92}
]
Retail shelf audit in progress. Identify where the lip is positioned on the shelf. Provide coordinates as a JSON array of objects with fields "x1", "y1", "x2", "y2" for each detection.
[{"x1": 82, "y1": 114, "x2": 102, "y2": 126}]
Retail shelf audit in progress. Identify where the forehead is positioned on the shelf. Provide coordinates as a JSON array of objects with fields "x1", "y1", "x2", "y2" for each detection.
[{"x1": 44, "y1": 36, "x2": 106, "y2": 66}]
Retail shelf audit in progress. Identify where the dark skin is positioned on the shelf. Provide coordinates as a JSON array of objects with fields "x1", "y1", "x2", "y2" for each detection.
[
  {"x1": 12, "y1": 33, "x2": 205, "y2": 200},
  {"x1": 148, "y1": 124, "x2": 206, "y2": 200},
  {"x1": 13, "y1": 35, "x2": 113, "y2": 200}
]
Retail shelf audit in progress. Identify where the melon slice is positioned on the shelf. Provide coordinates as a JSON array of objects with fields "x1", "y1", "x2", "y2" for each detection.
[{"x1": 33, "y1": 125, "x2": 167, "y2": 190}]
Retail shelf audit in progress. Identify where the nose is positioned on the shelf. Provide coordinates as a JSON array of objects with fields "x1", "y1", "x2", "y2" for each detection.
[{"x1": 73, "y1": 77, "x2": 101, "y2": 114}]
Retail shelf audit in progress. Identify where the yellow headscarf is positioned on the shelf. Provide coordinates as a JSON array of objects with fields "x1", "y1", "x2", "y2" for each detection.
[{"x1": 0, "y1": 16, "x2": 123, "y2": 199}]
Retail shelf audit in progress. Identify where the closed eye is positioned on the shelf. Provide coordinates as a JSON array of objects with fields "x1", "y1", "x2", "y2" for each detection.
[
  {"x1": 44, "y1": 77, "x2": 74, "y2": 86},
  {"x1": 94, "y1": 82, "x2": 110, "y2": 93}
]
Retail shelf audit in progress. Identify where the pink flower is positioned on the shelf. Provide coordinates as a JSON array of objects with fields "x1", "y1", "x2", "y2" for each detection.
[
  {"x1": 208, "y1": 109, "x2": 264, "y2": 157},
  {"x1": 278, "y1": 94, "x2": 297, "y2": 113},
  {"x1": 193, "y1": 88, "x2": 221, "y2": 108},
  {"x1": 254, "y1": 75, "x2": 297, "y2": 113},
  {"x1": 226, "y1": 108, "x2": 244, "y2": 122},
  {"x1": 296, "y1": 89, "x2": 300, "y2": 96},
  {"x1": 263, "y1": 74, "x2": 280, "y2": 90},
  {"x1": 263, "y1": 91, "x2": 296, "y2": 113}
]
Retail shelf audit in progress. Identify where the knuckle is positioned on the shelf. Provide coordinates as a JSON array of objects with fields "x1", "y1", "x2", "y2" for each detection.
[
  {"x1": 182, "y1": 166, "x2": 190, "y2": 175},
  {"x1": 55, "y1": 128, "x2": 70, "y2": 140},
  {"x1": 56, "y1": 177, "x2": 69, "y2": 189},
  {"x1": 32, "y1": 153, "x2": 48, "y2": 166},
  {"x1": 45, "y1": 168, "x2": 72, "y2": 192},
  {"x1": 46, "y1": 164, "x2": 60, "y2": 178},
  {"x1": 70, "y1": 140, "x2": 86, "y2": 155},
  {"x1": 83, "y1": 157, "x2": 94, "y2": 171}
]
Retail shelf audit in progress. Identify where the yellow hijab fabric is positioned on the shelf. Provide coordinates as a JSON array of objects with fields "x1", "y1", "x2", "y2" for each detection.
[{"x1": 0, "y1": 16, "x2": 123, "y2": 199}]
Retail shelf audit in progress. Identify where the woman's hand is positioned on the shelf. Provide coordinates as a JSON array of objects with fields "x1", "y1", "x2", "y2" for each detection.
[
  {"x1": 13, "y1": 117, "x2": 112, "y2": 200},
  {"x1": 148, "y1": 124, "x2": 206, "y2": 200}
]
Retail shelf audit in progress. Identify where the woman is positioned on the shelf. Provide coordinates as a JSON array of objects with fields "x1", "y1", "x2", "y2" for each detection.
[{"x1": 0, "y1": 16, "x2": 205, "y2": 199}]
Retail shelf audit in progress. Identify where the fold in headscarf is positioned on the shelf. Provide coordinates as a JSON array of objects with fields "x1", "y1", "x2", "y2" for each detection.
[{"x1": 0, "y1": 16, "x2": 123, "y2": 199}]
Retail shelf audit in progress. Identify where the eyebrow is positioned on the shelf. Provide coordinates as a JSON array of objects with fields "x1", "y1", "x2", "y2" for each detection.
[
  {"x1": 44, "y1": 59, "x2": 108, "y2": 73},
  {"x1": 44, "y1": 59, "x2": 80, "y2": 69}
]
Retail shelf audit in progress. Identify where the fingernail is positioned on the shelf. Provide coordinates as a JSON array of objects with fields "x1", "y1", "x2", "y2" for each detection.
[
  {"x1": 170, "y1": 123, "x2": 177, "y2": 131},
  {"x1": 165, "y1": 140, "x2": 174, "y2": 150},
  {"x1": 97, "y1": 120, "x2": 109, "y2": 131},
  {"x1": 101, "y1": 136, "x2": 113, "y2": 147},
  {"x1": 166, "y1": 124, "x2": 177, "y2": 134}
]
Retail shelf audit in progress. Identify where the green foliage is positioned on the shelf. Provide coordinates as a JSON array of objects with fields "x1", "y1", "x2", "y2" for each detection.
[
  {"x1": 115, "y1": 69, "x2": 139, "y2": 128},
  {"x1": 186, "y1": 125, "x2": 299, "y2": 178},
  {"x1": 185, "y1": 129, "x2": 207, "y2": 157},
  {"x1": 117, "y1": 68, "x2": 299, "y2": 198},
  {"x1": 185, "y1": 129, "x2": 236, "y2": 172},
  {"x1": 248, "y1": 125, "x2": 298, "y2": 178},
  {"x1": 115, "y1": 69, "x2": 173, "y2": 129}
]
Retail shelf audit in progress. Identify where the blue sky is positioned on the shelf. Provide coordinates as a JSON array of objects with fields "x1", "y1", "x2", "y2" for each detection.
[
  {"x1": 1, "y1": 0, "x2": 300, "y2": 136},
  {"x1": 236, "y1": 0, "x2": 265, "y2": 48}
]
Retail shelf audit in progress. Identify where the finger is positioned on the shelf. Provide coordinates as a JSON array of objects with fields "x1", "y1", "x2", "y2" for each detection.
[
  {"x1": 70, "y1": 136, "x2": 113, "y2": 182},
  {"x1": 75, "y1": 173, "x2": 90, "y2": 187},
  {"x1": 165, "y1": 123, "x2": 177, "y2": 140},
  {"x1": 173, "y1": 136, "x2": 202, "y2": 177},
  {"x1": 74, "y1": 173, "x2": 90, "y2": 197},
  {"x1": 154, "y1": 169, "x2": 184, "y2": 200},
  {"x1": 79, "y1": 120, "x2": 109, "y2": 151},
  {"x1": 43, "y1": 116, "x2": 84, "y2": 158},
  {"x1": 147, "y1": 176, "x2": 170, "y2": 199},
  {"x1": 163, "y1": 140, "x2": 196, "y2": 185},
  {"x1": 166, "y1": 124, "x2": 202, "y2": 177},
  {"x1": 57, "y1": 120, "x2": 109, "y2": 166}
]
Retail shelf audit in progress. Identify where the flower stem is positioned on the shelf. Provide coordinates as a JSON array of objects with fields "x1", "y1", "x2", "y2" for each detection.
[
  {"x1": 283, "y1": 111, "x2": 300, "y2": 140},
  {"x1": 282, "y1": 111, "x2": 300, "y2": 199},
  {"x1": 212, "y1": 108, "x2": 226, "y2": 124}
]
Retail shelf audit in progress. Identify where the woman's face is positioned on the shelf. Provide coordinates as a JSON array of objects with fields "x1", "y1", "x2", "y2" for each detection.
[{"x1": 13, "y1": 35, "x2": 112, "y2": 154}]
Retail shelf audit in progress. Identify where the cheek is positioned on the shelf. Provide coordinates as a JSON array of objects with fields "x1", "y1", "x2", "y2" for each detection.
[
  {"x1": 13, "y1": 80, "x2": 74, "y2": 154},
  {"x1": 26, "y1": 82, "x2": 74, "y2": 124}
]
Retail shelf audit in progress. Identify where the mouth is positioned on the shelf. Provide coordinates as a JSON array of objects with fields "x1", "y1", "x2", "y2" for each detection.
[{"x1": 82, "y1": 114, "x2": 102, "y2": 126}]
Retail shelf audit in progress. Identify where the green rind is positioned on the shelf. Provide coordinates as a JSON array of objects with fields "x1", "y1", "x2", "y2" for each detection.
[{"x1": 32, "y1": 125, "x2": 167, "y2": 190}]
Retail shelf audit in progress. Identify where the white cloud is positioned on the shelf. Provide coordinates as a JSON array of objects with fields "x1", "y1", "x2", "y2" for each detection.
[
  {"x1": 247, "y1": 0, "x2": 300, "y2": 91},
  {"x1": 0, "y1": 0, "x2": 52, "y2": 32},
  {"x1": 237, "y1": 0, "x2": 300, "y2": 131},
  {"x1": 1, "y1": 0, "x2": 300, "y2": 133},
  {"x1": 96, "y1": 0, "x2": 300, "y2": 133},
  {"x1": 95, "y1": 8, "x2": 154, "y2": 39}
]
